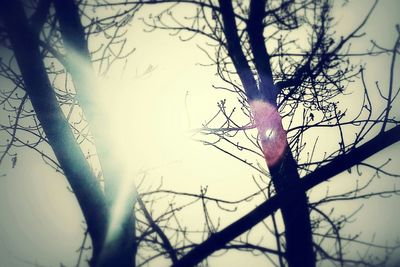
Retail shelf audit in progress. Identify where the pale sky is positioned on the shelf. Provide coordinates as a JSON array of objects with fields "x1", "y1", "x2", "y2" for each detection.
[{"x1": 0, "y1": 0, "x2": 399, "y2": 267}]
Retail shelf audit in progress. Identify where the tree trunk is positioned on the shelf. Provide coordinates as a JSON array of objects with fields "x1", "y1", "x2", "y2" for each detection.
[
  {"x1": 53, "y1": 1, "x2": 137, "y2": 266},
  {"x1": 247, "y1": 1, "x2": 315, "y2": 266},
  {"x1": 1, "y1": 0, "x2": 137, "y2": 265},
  {"x1": 219, "y1": 1, "x2": 315, "y2": 266},
  {"x1": 0, "y1": 0, "x2": 109, "y2": 261}
]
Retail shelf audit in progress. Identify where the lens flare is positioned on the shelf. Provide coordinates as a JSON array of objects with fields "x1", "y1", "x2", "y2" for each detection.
[
  {"x1": 249, "y1": 100, "x2": 287, "y2": 166},
  {"x1": 66, "y1": 50, "x2": 137, "y2": 248},
  {"x1": 264, "y1": 128, "x2": 275, "y2": 139}
]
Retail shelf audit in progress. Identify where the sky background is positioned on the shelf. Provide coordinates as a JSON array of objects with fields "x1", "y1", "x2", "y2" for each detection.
[{"x1": 0, "y1": 0, "x2": 399, "y2": 266}]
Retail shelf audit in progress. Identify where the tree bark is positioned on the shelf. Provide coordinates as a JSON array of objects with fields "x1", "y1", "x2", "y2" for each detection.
[
  {"x1": 53, "y1": 0, "x2": 137, "y2": 266},
  {"x1": 0, "y1": 0, "x2": 109, "y2": 262},
  {"x1": 247, "y1": 1, "x2": 315, "y2": 266},
  {"x1": 218, "y1": 1, "x2": 315, "y2": 266},
  {"x1": 1, "y1": 0, "x2": 137, "y2": 265}
]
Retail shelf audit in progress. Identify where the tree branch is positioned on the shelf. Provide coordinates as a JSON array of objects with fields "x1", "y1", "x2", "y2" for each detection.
[{"x1": 172, "y1": 125, "x2": 400, "y2": 267}]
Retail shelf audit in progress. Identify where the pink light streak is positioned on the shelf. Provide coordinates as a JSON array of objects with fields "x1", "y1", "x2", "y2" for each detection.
[{"x1": 250, "y1": 100, "x2": 287, "y2": 167}]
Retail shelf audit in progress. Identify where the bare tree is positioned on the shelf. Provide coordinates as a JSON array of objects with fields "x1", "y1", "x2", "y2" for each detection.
[
  {"x1": 1, "y1": 0, "x2": 400, "y2": 267},
  {"x1": 135, "y1": 0, "x2": 400, "y2": 266},
  {"x1": 0, "y1": 0, "x2": 139, "y2": 266}
]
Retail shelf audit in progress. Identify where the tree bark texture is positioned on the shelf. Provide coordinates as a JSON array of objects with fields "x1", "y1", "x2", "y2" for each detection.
[{"x1": 218, "y1": 1, "x2": 315, "y2": 266}]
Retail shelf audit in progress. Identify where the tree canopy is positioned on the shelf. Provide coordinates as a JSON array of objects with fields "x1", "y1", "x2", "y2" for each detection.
[{"x1": 0, "y1": 0, "x2": 399, "y2": 267}]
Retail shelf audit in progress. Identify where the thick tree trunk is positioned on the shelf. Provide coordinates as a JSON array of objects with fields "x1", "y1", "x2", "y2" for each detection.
[
  {"x1": 0, "y1": 0, "x2": 109, "y2": 261},
  {"x1": 1, "y1": 0, "x2": 137, "y2": 265},
  {"x1": 219, "y1": 1, "x2": 315, "y2": 266},
  {"x1": 53, "y1": 1, "x2": 137, "y2": 266},
  {"x1": 250, "y1": 99, "x2": 315, "y2": 267},
  {"x1": 247, "y1": 1, "x2": 315, "y2": 266}
]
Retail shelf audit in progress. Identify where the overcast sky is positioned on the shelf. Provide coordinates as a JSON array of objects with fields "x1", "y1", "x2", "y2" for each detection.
[{"x1": 0, "y1": 0, "x2": 399, "y2": 267}]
